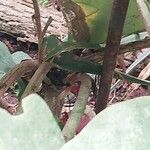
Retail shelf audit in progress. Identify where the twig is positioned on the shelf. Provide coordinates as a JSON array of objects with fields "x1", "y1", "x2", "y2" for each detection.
[
  {"x1": 62, "y1": 74, "x2": 91, "y2": 142},
  {"x1": 38, "y1": 17, "x2": 53, "y2": 64},
  {"x1": 32, "y1": 0, "x2": 44, "y2": 63},
  {"x1": 0, "y1": 60, "x2": 38, "y2": 98},
  {"x1": 41, "y1": 17, "x2": 53, "y2": 40},
  {"x1": 136, "y1": 0, "x2": 150, "y2": 35},
  {"x1": 22, "y1": 61, "x2": 53, "y2": 98},
  {"x1": 32, "y1": 0, "x2": 42, "y2": 41},
  {"x1": 95, "y1": 0, "x2": 130, "y2": 114},
  {"x1": 83, "y1": 38, "x2": 150, "y2": 63}
]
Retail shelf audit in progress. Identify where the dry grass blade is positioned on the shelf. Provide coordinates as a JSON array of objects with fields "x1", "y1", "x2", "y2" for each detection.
[{"x1": 130, "y1": 62, "x2": 150, "y2": 91}]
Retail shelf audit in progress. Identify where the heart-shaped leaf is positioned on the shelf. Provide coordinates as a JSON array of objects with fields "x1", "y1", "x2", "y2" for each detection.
[
  {"x1": 0, "y1": 41, "x2": 15, "y2": 72},
  {"x1": 46, "y1": 35, "x2": 101, "y2": 60},
  {"x1": 0, "y1": 94, "x2": 64, "y2": 150},
  {"x1": 61, "y1": 96, "x2": 150, "y2": 150},
  {"x1": 12, "y1": 51, "x2": 32, "y2": 64}
]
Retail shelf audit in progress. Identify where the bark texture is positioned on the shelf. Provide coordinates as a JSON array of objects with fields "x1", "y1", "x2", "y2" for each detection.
[
  {"x1": 0, "y1": 0, "x2": 68, "y2": 43},
  {"x1": 96, "y1": 0, "x2": 130, "y2": 113}
]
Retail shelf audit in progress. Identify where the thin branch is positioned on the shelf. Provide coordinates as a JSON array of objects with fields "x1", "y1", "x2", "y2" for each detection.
[
  {"x1": 32, "y1": 0, "x2": 42, "y2": 41},
  {"x1": 95, "y1": 0, "x2": 130, "y2": 114},
  {"x1": 62, "y1": 74, "x2": 91, "y2": 142},
  {"x1": 22, "y1": 61, "x2": 53, "y2": 98},
  {"x1": 136, "y1": 0, "x2": 150, "y2": 35},
  {"x1": 32, "y1": 0, "x2": 44, "y2": 63},
  {"x1": 0, "y1": 60, "x2": 38, "y2": 98},
  {"x1": 41, "y1": 17, "x2": 53, "y2": 40},
  {"x1": 38, "y1": 17, "x2": 53, "y2": 62},
  {"x1": 83, "y1": 38, "x2": 150, "y2": 63}
]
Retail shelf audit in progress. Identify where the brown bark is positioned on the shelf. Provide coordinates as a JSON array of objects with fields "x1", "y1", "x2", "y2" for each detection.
[
  {"x1": 95, "y1": 0, "x2": 130, "y2": 114},
  {"x1": 0, "y1": 0, "x2": 68, "y2": 43}
]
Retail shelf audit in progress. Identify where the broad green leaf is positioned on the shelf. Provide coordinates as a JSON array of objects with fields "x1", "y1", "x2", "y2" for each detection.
[
  {"x1": 12, "y1": 51, "x2": 32, "y2": 64},
  {"x1": 45, "y1": 35, "x2": 59, "y2": 51},
  {"x1": 53, "y1": 52, "x2": 102, "y2": 74},
  {"x1": 0, "y1": 41, "x2": 15, "y2": 72},
  {"x1": 70, "y1": 0, "x2": 145, "y2": 43},
  {"x1": 11, "y1": 51, "x2": 31, "y2": 98},
  {"x1": 46, "y1": 35, "x2": 101, "y2": 60},
  {"x1": 0, "y1": 43, "x2": 27, "y2": 98},
  {"x1": 0, "y1": 94, "x2": 64, "y2": 150},
  {"x1": 54, "y1": 53, "x2": 150, "y2": 87},
  {"x1": 61, "y1": 96, "x2": 150, "y2": 150}
]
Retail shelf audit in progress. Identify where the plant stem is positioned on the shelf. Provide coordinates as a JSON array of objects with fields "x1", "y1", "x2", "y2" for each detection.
[
  {"x1": 22, "y1": 61, "x2": 52, "y2": 99},
  {"x1": 32, "y1": 0, "x2": 42, "y2": 40},
  {"x1": 62, "y1": 74, "x2": 91, "y2": 142},
  {"x1": 96, "y1": 0, "x2": 130, "y2": 114},
  {"x1": 41, "y1": 17, "x2": 53, "y2": 40}
]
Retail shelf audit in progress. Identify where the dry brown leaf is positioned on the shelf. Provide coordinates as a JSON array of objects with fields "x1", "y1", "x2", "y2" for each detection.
[{"x1": 117, "y1": 54, "x2": 126, "y2": 71}]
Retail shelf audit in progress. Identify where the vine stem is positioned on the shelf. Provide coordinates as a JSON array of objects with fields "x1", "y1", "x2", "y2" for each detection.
[{"x1": 62, "y1": 74, "x2": 91, "y2": 142}]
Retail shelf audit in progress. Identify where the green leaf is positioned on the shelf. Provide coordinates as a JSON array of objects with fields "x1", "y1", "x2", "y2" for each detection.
[
  {"x1": 45, "y1": 35, "x2": 59, "y2": 51},
  {"x1": 63, "y1": 32, "x2": 75, "y2": 43},
  {"x1": 71, "y1": 0, "x2": 145, "y2": 43},
  {"x1": 11, "y1": 51, "x2": 31, "y2": 98},
  {"x1": 38, "y1": 0, "x2": 49, "y2": 6},
  {"x1": 16, "y1": 78, "x2": 27, "y2": 98},
  {"x1": 0, "y1": 94, "x2": 64, "y2": 150},
  {"x1": 12, "y1": 51, "x2": 32, "y2": 64},
  {"x1": 53, "y1": 52, "x2": 102, "y2": 74},
  {"x1": 121, "y1": 32, "x2": 148, "y2": 45},
  {"x1": 0, "y1": 71, "x2": 5, "y2": 80},
  {"x1": 0, "y1": 41, "x2": 15, "y2": 72},
  {"x1": 61, "y1": 96, "x2": 150, "y2": 150},
  {"x1": 54, "y1": 53, "x2": 150, "y2": 87},
  {"x1": 0, "y1": 43, "x2": 28, "y2": 98},
  {"x1": 115, "y1": 71, "x2": 150, "y2": 87},
  {"x1": 46, "y1": 35, "x2": 101, "y2": 60}
]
